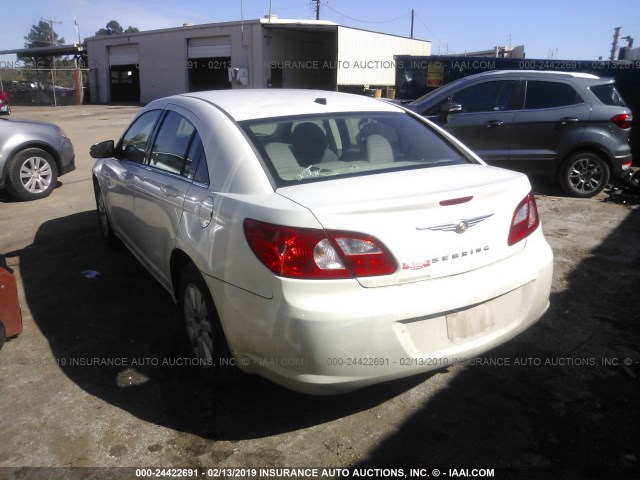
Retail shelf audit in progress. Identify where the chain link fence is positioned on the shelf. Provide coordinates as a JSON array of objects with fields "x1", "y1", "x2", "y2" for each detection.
[{"x1": 0, "y1": 62, "x2": 89, "y2": 107}]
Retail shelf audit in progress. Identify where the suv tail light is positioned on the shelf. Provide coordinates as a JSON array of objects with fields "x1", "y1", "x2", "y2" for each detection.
[
  {"x1": 243, "y1": 219, "x2": 397, "y2": 279},
  {"x1": 508, "y1": 192, "x2": 540, "y2": 246},
  {"x1": 611, "y1": 113, "x2": 633, "y2": 129}
]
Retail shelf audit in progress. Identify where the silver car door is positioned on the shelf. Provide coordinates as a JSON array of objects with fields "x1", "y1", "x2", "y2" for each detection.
[
  {"x1": 103, "y1": 109, "x2": 162, "y2": 244},
  {"x1": 130, "y1": 109, "x2": 196, "y2": 289}
]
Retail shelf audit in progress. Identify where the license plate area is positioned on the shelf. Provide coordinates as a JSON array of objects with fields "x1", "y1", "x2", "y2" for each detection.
[{"x1": 446, "y1": 304, "x2": 494, "y2": 340}]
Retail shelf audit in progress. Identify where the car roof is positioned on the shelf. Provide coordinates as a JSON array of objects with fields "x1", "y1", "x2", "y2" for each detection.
[{"x1": 167, "y1": 89, "x2": 401, "y2": 121}]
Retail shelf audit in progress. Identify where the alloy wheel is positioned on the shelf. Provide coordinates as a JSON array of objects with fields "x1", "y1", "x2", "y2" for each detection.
[{"x1": 19, "y1": 155, "x2": 54, "y2": 194}]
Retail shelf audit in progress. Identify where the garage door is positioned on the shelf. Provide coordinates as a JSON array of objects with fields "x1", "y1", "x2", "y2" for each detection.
[
  {"x1": 109, "y1": 44, "x2": 139, "y2": 66},
  {"x1": 187, "y1": 37, "x2": 231, "y2": 58}
]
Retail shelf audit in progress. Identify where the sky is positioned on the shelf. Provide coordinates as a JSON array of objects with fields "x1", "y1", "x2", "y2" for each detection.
[{"x1": 0, "y1": 0, "x2": 638, "y2": 64}]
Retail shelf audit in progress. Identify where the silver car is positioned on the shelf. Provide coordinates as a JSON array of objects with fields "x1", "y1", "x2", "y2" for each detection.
[{"x1": 0, "y1": 118, "x2": 75, "y2": 200}]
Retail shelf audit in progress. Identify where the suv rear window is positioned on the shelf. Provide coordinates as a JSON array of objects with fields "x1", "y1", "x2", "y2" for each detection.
[
  {"x1": 524, "y1": 81, "x2": 583, "y2": 109},
  {"x1": 590, "y1": 84, "x2": 627, "y2": 107},
  {"x1": 241, "y1": 112, "x2": 472, "y2": 186}
]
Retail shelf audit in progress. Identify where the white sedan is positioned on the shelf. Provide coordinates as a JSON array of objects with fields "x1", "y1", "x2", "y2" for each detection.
[{"x1": 90, "y1": 89, "x2": 553, "y2": 394}]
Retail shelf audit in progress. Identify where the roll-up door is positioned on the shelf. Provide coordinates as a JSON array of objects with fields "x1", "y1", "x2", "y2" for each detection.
[
  {"x1": 187, "y1": 37, "x2": 231, "y2": 58},
  {"x1": 108, "y1": 44, "x2": 139, "y2": 65}
]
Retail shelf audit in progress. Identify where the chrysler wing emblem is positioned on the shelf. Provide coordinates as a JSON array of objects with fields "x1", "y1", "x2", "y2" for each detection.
[{"x1": 417, "y1": 214, "x2": 494, "y2": 234}]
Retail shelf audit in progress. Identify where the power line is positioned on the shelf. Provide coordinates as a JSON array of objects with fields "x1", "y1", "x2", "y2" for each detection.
[
  {"x1": 322, "y1": 3, "x2": 411, "y2": 25},
  {"x1": 413, "y1": 12, "x2": 444, "y2": 45}
]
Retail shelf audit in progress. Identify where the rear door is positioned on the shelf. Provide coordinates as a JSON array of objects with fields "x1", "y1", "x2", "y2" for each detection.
[
  {"x1": 423, "y1": 79, "x2": 517, "y2": 162},
  {"x1": 506, "y1": 79, "x2": 589, "y2": 175}
]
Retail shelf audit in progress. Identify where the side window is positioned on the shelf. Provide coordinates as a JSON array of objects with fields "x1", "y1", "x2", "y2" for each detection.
[
  {"x1": 590, "y1": 84, "x2": 627, "y2": 107},
  {"x1": 148, "y1": 111, "x2": 195, "y2": 175},
  {"x1": 117, "y1": 110, "x2": 162, "y2": 162},
  {"x1": 184, "y1": 133, "x2": 210, "y2": 185},
  {"x1": 450, "y1": 80, "x2": 515, "y2": 113},
  {"x1": 525, "y1": 81, "x2": 583, "y2": 109}
]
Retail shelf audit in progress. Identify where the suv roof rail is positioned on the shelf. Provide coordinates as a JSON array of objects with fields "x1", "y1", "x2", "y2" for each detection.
[{"x1": 482, "y1": 70, "x2": 600, "y2": 80}]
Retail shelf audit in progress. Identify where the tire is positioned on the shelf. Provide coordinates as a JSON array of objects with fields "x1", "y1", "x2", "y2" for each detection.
[
  {"x1": 560, "y1": 152, "x2": 610, "y2": 198},
  {"x1": 5, "y1": 148, "x2": 58, "y2": 201},
  {"x1": 94, "y1": 184, "x2": 118, "y2": 247},
  {"x1": 179, "y1": 263, "x2": 237, "y2": 385}
]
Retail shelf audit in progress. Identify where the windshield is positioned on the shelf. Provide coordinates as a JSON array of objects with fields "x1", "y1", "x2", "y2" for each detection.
[{"x1": 240, "y1": 112, "x2": 472, "y2": 186}]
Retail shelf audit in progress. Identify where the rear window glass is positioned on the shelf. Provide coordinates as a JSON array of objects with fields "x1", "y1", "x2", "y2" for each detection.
[
  {"x1": 240, "y1": 112, "x2": 472, "y2": 186},
  {"x1": 590, "y1": 84, "x2": 627, "y2": 107},
  {"x1": 525, "y1": 81, "x2": 583, "y2": 109}
]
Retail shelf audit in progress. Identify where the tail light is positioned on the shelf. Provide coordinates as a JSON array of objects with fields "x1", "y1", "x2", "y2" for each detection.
[
  {"x1": 508, "y1": 192, "x2": 540, "y2": 246},
  {"x1": 611, "y1": 113, "x2": 633, "y2": 129},
  {"x1": 243, "y1": 219, "x2": 397, "y2": 279}
]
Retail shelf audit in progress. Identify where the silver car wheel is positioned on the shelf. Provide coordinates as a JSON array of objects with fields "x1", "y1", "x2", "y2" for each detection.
[
  {"x1": 19, "y1": 155, "x2": 54, "y2": 194},
  {"x1": 6, "y1": 148, "x2": 58, "y2": 201},
  {"x1": 562, "y1": 152, "x2": 610, "y2": 198},
  {"x1": 184, "y1": 282, "x2": 214, "y2": 363},
  {"x1": 568, "y1": 158, "x2": 602, "y2": 194}
]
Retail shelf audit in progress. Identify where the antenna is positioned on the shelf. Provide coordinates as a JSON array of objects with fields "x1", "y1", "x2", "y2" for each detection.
[{"x1": 74, "y1": 16, "x2": 81, "y2": 44}]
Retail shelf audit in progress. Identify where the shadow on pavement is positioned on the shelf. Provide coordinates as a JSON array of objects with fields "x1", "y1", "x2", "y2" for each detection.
[
  {"x1": 351, "y1": 207, "x2": 640, "y2": 478},
  {"x1": 7, "y1": 210, "x2": 428, "y2": 441}
]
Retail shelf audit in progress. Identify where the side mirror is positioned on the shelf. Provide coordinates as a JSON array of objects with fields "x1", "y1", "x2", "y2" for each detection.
[
  {"x1": 440, "y1": 103, "x2": 462, "y2": 123},
  {"x1": 89, "y1": 140, "x2": 114, "y2": 159}
]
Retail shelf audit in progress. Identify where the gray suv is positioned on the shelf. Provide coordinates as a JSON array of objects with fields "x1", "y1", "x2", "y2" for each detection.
[{"x1": 407, "y1": 70, "x2": 633, "y2": 197}]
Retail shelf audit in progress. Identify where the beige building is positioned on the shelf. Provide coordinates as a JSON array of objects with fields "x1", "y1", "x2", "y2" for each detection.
[{"x1": 85, "y1": 17, "x2": 431, "y2": 104}]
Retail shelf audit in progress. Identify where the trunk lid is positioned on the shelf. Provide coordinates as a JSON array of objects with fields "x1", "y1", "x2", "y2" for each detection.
[{"x1": 276, "y1": 164, "x2": 532, "y2": 287}]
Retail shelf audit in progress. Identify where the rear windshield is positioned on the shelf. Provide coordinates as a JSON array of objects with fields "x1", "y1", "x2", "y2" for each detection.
[
  {"x1": 590, "y1": 84, "x2": 627, "y2": 107},
  {"x1": 240, "y1": 112, "x2": 472, "y2": 186}
]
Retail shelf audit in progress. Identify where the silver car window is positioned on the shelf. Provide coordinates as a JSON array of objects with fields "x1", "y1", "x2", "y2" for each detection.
[
  {"x1": 118, "y1": 109, "x2": 162, "y2": 162},
  {"x1": 148, "y1": 111, "x2": 196, "y2": 175}
]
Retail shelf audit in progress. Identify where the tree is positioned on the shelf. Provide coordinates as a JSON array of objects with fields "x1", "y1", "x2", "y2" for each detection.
[
  {"x1": 18, "y1": 20, "x2": 66, "y2": 69},
  {"x1": 24, "y1": 20, "x2": 65, "y2": 48},
  {"x1": 95, "y1": 20, "x2": 139, "y2": 36}
]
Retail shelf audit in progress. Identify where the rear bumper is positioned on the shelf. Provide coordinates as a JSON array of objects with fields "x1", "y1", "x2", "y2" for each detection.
[
  {"x1": 614, "y1": 152, "x2": 633, "y2": 173},
  {"x1": 207, "y1": 228, "x2": 553, "y2": 394}
]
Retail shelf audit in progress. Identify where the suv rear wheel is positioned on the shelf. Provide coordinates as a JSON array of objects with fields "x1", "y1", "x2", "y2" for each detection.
[{"x1": 560, "y1": 152, "x2": 610, "y2": 198}]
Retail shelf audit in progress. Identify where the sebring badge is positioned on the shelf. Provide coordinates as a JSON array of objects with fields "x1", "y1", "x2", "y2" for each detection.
[{"x1": 417, "y1": 214, "x2": 494, "y2": 234}]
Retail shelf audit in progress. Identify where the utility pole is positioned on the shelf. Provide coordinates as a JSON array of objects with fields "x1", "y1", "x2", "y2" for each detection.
[
  {"x1": 41, "y1": 17, "x2": 62, "y2": 45},
  {"x1": 410, "y1": 9, "x2": 414, "y2": 38},
  {"x1": 40, "y1": 17, "x2": 62, "y2": 107},
  {"x1": 315, "y1": 0, "x2": 320, "y2": 20}
]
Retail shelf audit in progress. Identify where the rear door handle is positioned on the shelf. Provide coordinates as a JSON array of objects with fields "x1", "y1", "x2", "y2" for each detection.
[
  {"x1": 484, "y1": 120, "x2": 504, "y2": 128},
  {"x1": 161, "y1": 185, "x2": 179, "y2": 198},
  {"x1": 560, "y1": 117, "x2": 579, "y2": 125}
]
